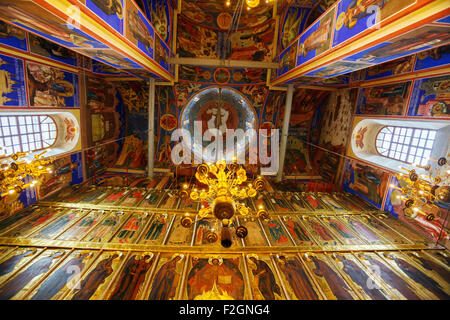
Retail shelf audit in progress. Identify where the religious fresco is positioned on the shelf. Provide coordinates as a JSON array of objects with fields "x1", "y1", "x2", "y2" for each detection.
[
  {"x1": 125, "y1": 0, "x2": 154, "y2": 60},
  {"x1": 0, "y1": 207, "x2": 64, "y2": 238},
  {"x1": 0, "y1": 247, "x2": 43, "y2": 287},
  {"x1": 297, "y1": 7, "x2": 335, "y2": 67},
  {"x1": 301, "y1": 193, "x2": 327, "y2": 211},
  {"x1": 177, "y1": 14, "x2": 274, "y2": 62},
  {"x1": 26, "y1": 250, "x2": 99, "y2": 300},
  {"x1": 239, "y1": 217, "x2": 268, "y2": 247},
  {"x1": 319, "y1": 216, "x2": 366, "y2": 245},
  {"x1": 356, "y1": 252, "x2": 422, "y2": 300},
  {"x1": 300, "y1": 252, "x2": 359, "y2": 300},
  {"x1": 56, "y1": 210, "x2": 105, "y2": 241},
  {"x1": 0, "y1": 20, "x2": 27, "y2": 51},
  {"x1": 329, "y1": 252, "x2": 392, "y2": 300},
  {"x1": 374, "y1": 213, "x2": 430, "y2": 245},
  {"x1": 414, "y1": 44, "x2": 450, "y2": 71},
  {"x1": 32, "y1": 209, "x2": 89, "y2": 240},
  {"x1": 318, "y1": 193, "x2": 347, "y2": 211},
  {"x1": 85, "y1": 0, "x2": 124, "y2": 35},
  {"x1": 280, "y1": 216, "x2": 317, "y2": 246},
  {"x1": 283, "y1": 192, "x2": 309, "y2": 212},
  {"x1": 179, "y1": 66, "x2": 267, "y2": 85},
  {"x1": 342, "y1": 159, "x2": 389, "y2": 208},
  {"x1": 343, "y1": 25, "x2": 450, "y2": 65},
  {"x1": 65, "y1": 251, "x2": 125, "y2": 300},
  {"x1": 0, "y1": 248, "x2": 67, "y2": 300},
  {"x1": 0, "y1": 0, "x2": 109, "y2": 49},
  {"x1": 85, "y1": 143, "x2": 120, "y2": 179},
  {"x1": 119, "y1": 188, "x2": 146, "y2": 207},
  {"x1": 268, "y1": 192, "x2": 292, "y2": 213},
  {"x1": 166, "y1": 216, "x2": 194, "y2": 246},
  {"x1": 84, "y1": 211, "x2": 130, "y2": 243},
  {"x1": 246, "y1": 254, "x2": 285, "y2": 300},
  {"x1": 98, "y1": 188, "x2": 130, "y2": 205},
  {"x1": 299, "y1": 217, "x2": 339, "y2": 246},
  {"x1": 279, "y1": 5, "x2": 311, "y2": 53},
  {"x1": 423, "y1": 250, "x2": 450, "y2": 270},
  {"x1": 363, "y1": 55, "x2": 414, "y2": 81},
  {"x1": 139, "y1": 189, "x2": 164, "y2": 208},
  {"x1": 28, "y1": 33, "x2": 77, "y2": 67},
  {"x1": 407, "y1": 75, "x2": 449, "y2": 117},
  {"x1": 379, "y1": 251, "x2": 449, "y2": 300},
  {"x1": 333, "y1": 0, "x2": 415, "y2": 47},
  {"x1": 274, "y1": 254, "x2": 320, "y2": 300},
  {"x1": 0, "y1": 53, "x2": 27, "y2": 107},
  {"x1": 356, "y1": 82, "x2": 411, "y2": 116},
  {"x1": 277, "y1": 40, "x2": 298, "y2": 77},
  {"x1": 77, "y1": 187, "x2": 112, "y2": 204},
  {"x1": 157, "y1": 190, "x2": 180, "y2": 209},
  {"x1": 138, "y1": 213, "x2": 170, "y2": 245},
  {"x1": 404, "y1": 251, "x2": 450, "y2": 289},
  {"x1": 37, "y1": 153, "x2": 84, "y2": 200},
  {"x1": 182, "y1": 254, "x2": 247, "y2": 300},
  {"x1": 145, "y1": 253, "x2": 185, "y2": 300},
  {"x1": 110, "y1": 213, "x2": 151, "y2": 244},
  {"x1": 104, "y1": 252, "x2": 155, "y2": 300},
  {"x1": 260, "y1": 218, "x2": 293, "y2": 247},
  {"x1": 26, "y1": 62, "x2": 79, "y2": 107},
  {"x1": 358, "y1": 214, "x2": 410, "y2": 244},
  {"x1": 340, "y1": 215, "x2": 386, "y2": 245},
  {"x1": 154, "y1": 35, "x2": 172, "y2": 73}
]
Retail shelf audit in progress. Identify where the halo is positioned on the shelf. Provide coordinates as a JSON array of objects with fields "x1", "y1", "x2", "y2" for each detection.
[
  {"x1": 247, "y1": 253, "x2": 258, "y2": 261},
  {"x1": 208, "y1": 255, "x2": 223, "y2": 265}
]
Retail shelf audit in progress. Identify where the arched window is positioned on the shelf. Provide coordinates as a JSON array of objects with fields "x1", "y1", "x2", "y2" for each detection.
[
  {"x1": 0, "y1": 115, "x2": 57, "y2": 157},
  {"x1": 375, "y1": 126, "x2": 436, "y2": 166},
  {"x1": 351, "y1": 119, "x2": 449, "y2": 174}
]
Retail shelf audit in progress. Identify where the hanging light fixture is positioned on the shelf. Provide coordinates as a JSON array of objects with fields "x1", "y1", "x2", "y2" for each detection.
[
  {"x1": 180, "y1": 159, "x2": 267, "y2": 248},
  {"x1": 390, "y1": 156, "x2": 449, "y2": 221},
  {"x1": 0, "y1": 151, "x2": 54, "y2": 199}
]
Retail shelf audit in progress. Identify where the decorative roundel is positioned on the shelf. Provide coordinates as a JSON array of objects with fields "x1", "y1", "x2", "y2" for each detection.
[
  {"x1": 179, "y1": 87, "x2": 257, "y2": 163},
  {"x1": 160, "y1": 113, "x2": 178, "y2": 131},
  {"x1": 214, "y1": 68, "x2": 230, "y2": 84},
  {"x1": 217, "y1": 12, "x2": 233, "y2": 30}
]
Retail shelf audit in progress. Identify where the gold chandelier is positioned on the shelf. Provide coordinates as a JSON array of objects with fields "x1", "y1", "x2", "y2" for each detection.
[
  {"x1": 0, "y1": 151, "x2": 54, "y2": 198},
  {"x1": 179, "y1": 159, "x2": 267, "y2": 247},
  {"x1": 390, "y1": 156, "x2": 449, "y2": 221},
  {"x1": 225, "y1": 0, "x2": 273, "y2": 11}
]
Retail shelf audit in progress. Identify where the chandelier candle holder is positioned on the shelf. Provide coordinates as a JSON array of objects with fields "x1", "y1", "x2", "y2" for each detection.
[
  {"x1": 179, "y1": 159, "x2": 266, "y2": 248},
  {"x1": 391, "y1": 156, "x2": 449, "y2": 221},
  {"x1": 0, "y1": 151, "x2": 54, "y2": 198}
]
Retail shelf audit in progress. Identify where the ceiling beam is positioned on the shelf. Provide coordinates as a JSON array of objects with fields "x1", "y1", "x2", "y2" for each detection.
[{"x1": 170, "y1": 57, "x2": 279, "y2": 69}]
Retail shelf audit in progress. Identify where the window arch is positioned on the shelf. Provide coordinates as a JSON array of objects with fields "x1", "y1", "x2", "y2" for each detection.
[
  {"x1": 351, "y1": 119, "x2": 449, "y2": 173},
  {"x1": 0, "y1": 110, "x2": 80, "y2": 159},
  {"x1": 0, "y1": 115, "x2": 57, "y2": 157},
  {"x1": 375, "y1": 126, "x2": 436, "y2": 166}
]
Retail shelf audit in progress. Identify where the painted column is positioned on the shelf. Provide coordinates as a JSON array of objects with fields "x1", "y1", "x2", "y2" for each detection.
[
  {"x1": 148, "y1": 78, "x2": 155, "y2": 178},
  {"x1": 276, "y1": 84, "x2": 293, "y2": 181}
]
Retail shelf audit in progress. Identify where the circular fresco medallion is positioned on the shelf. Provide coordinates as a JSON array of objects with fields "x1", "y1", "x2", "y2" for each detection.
[
  {"x1": 180, "y1": 87, "x2": 257, "y2": 163},
  {"x1": 160, "y1": 113, "x2": 178, "y2": 131},
  {"x1": 217, "y1": 12, "x2": 232, "y2": 30},
  {"x1": 214, "y1": 68, "x2": 230, "y2": 84}
]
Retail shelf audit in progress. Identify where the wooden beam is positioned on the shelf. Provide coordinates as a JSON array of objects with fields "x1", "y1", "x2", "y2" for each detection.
[{"x1": 169, "y1": 57, "x2": 279, "y2": 69}]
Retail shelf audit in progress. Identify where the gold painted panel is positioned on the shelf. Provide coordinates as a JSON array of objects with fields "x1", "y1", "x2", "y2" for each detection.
[
  {"x1": 280, "y1": 216, "x2": 317, "y2": 246},
  {"x1": 0, "y1": 248, "x2": 68, "y2": 300},
  {"x1": 109, "y1": 213, "x2": 151, "y2": 244},
  {"x1": 245, "y1": 254, "x2": 286, "y2": 300},
  {"x1": 165, "y1": 216, "x2": 194, "y2": 246},
  {"x1": 260, "y1": 218, "x2": 294, "y2": 247},
  {"x1": 31, "y1": 209, "x2": 90, "y2": 240},
  {"x1": 299, "y1": 252, "x2": 360, "y2": 300},
  {"x1": 144, "y1": 253, "x2": 186, "y2": 300},
  {"x1": 82, "y1": 211, "x2": 131, "y2": 243},
  {"x1": 24, "y1": 249, "x2": 100, "y2": 300},
  {"x1": 57, "y1": 210, "x2": 106, "y2": 241},
  {"x1": 64, "y1": 251, "x2": 126, "y2": 300},
  {"x1": 0, "y1": 247, "x2": 44, "y2": 286},
  {"x1": 299, "y1": 217, "x2": 339, "y2": 246},
  {"x1": 183, "y1": 254, "x2": 249, "y2": 300},
  {"x1": 273, "y1": 253, "x2": 321, "y2": 300},
  {"x1": 319, "y1": 216, "x2": 366, "y2": 245},
  {"x1": 138, "y1": 213, "x2": 171, "y2": 245},
  {"x1": 239, "y1": 217, "x2": 268, "y2": 247}
]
